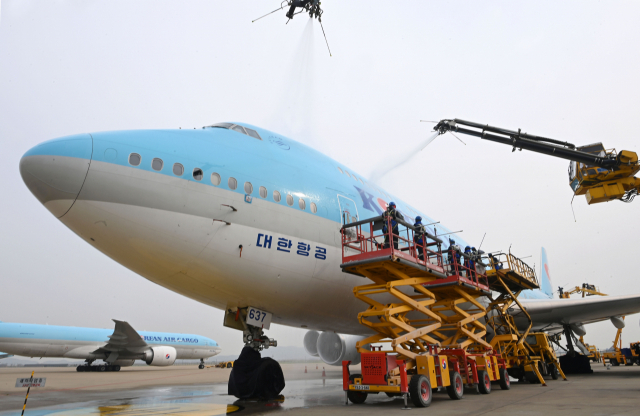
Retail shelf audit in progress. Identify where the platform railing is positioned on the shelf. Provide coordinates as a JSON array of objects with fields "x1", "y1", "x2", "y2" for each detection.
[
  {"x1": 341, "y1": 216, "x2": 489, "y2": 289},
  {"x1": 487, "y1": 252, "x2": 538, "y2": 287}
]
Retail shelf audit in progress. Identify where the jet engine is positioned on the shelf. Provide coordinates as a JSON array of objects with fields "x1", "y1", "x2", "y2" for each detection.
[
  {"x1": 610, "y1": 315, "x2": 626, "y2": 329},
  {"x1": 303, "y1": 330, "x2": 320, "y2": 357},
  {"x1": 316, "y1": 331, "x2": 366, "y2": 366},
  {"x1": 144, "y1": 346, "x2": 177, "y2": 366},
  {"x1": 112, "y1": 359, "x2": 135, "y2": 367}
]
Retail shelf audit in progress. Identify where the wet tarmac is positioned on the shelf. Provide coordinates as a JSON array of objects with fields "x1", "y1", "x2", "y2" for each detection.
[{"x1": 1, "y1": 363, "x2": 639, "y2": 415}]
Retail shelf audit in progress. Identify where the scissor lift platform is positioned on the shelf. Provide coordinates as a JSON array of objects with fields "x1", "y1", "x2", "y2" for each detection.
[{"x1": 340, "y1": 215, "x2": 508, "y2": 407}]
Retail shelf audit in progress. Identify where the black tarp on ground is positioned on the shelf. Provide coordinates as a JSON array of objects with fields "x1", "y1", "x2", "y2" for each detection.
[
  {"x1": 560, "y1": 354, "x2": 593, "y2": 374},
  {"x1": 228, "y1": 346, "x2": 286, "y2": 400}
]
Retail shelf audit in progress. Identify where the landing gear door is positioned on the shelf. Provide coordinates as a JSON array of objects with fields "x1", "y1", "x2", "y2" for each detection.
[{"x1": 338, "y1": 195, "x2": 360, "y2": 241}]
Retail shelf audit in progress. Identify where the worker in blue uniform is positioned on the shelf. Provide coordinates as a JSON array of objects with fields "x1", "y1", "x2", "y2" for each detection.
[
  {"x1": 382, "y1": 202, "x2": 403, "y2": 249},
  {"x1": 464, "y1": 246, "x2": 476, "y2": 281},
  {"x1": 488, "y1": 253, "x2": 503, "y2": 270},
  {"x1": 447, "y1": 239, "x2": 461, "y2": 275},
  {"x1": 413, "y1": 216, "x2": 425, "y2": 261}
]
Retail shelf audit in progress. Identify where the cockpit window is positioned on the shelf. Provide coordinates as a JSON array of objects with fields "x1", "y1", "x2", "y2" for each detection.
[
  {"x1": 231, "y1": 125, "x2": 247, "y2": 134},
  {"x1": 208, "y1": 123, "x2": 234, "y2": 129},
  {"x1": 205, "y1": 123, "x2": 262, "y2": 140},
  {"x1": 244, "y1": 128, "x2": 262, "y2": 140}
]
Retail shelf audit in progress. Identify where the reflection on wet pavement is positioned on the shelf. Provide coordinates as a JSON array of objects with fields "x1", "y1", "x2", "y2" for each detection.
[{"x1": 0, "y1": 378, "x2": 353, "y2": 415}]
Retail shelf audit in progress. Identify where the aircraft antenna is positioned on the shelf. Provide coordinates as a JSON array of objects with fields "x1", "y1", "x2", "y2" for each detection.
[{"x1": 319, "y1": 20, "x2": 332, "y2": 56}]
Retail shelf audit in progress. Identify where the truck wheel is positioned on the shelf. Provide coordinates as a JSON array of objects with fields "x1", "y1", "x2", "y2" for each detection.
[
  {"x1": 226, "y1": 362, "x2": 232, "y2": 368},
  {"x1": 610, "y1": 358, "x2": 619, "y2": 366},
  {"x1": 347, "y1": 374, "x2": 368, "y2": 404},
  {"x1": 446, "y1": 371, "x2": 464, "y2": 400},
  {"x1": 477, "y1": 370, "x2": 491, "y2": 394},
  {"x1": 498, "y1": 368, "x2": 511, "y2": 390},
  {"x1": 409, "y1": 374, "x2": 432, "y2": 407},
  {"x1": 550, "y1": 364, "x2": 559, "y2": 380}
]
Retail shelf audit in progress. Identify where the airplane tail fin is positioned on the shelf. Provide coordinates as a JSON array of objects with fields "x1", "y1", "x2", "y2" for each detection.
[{"x1": 539, "y1": 247, "x2": 554, "y2": 299}]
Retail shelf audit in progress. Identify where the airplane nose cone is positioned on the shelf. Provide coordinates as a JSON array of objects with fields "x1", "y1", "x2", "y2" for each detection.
[{"x1": 20, "y1": 134, "x2": 93, "y2": 218}]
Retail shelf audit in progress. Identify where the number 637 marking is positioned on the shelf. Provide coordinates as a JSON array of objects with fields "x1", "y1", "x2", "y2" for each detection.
[{"x1": 249, "y1": 308, "x2": 267, "y2": 322}]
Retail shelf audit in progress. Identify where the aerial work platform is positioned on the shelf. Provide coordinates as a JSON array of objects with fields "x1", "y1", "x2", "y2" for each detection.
[{"x1": 340, "y1": 214, "x2": 565, "y2": 406}]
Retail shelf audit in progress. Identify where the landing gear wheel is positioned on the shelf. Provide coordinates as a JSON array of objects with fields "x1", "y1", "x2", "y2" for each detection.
[
  {"x1": 446, "y1": 371, "x2": 464, "y2": 400},
  {"x1": 199, "y1": 364, "x2": 205, "y2": 369},
  {"x1": 99, "y1": 365, "x2": 106, "y2": 372},
  {"x1": 76, "y1": 366, "x2": 84, "y2": 372},
  {"x1": 114, "y1": 365, "x2": 121, "y2": 372},
  {"x1": 477, "y1": 370, "x2": 491, "y2": 394},
  {"x1": 550, "y1": 364, "x2": 559, "y2": 380},
  {"x1": 347, "y1": 374, "x2": 368, "y2": 404},
  {"x1": 610, "y1": 358, "x2": 620, "y2": 366},
  {"x1": 498, "y1": 368, "x2": 511, "y2": 390}
]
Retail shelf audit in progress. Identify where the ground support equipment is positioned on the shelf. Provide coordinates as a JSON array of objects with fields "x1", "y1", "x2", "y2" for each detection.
[
  {"x1": 483, "y1": 255, "x2": 566, "y2": 386},
  {"x1": 339, "y1": 216, "x2": 507, "y2": 407},
  {"x1": 601, "y1": 322, "x2": 629, "y2": 366}
]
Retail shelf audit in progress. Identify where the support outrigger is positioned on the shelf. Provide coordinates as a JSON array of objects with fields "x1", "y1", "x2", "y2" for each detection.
[{"x1": 340, "y1": 214, "x2": 565, "y2": 407}]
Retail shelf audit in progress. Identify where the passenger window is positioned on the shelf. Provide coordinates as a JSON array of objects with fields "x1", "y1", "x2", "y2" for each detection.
[
  {"x1": 299, "y1": 198, "x2": 306, "y2": 210},
  {"x1": 359, "y1": 177, "x2": 364, "y2": 184},
  {"x1": 152, "y1": 158, "x2": 163, "y2": 171},
  {"x1": 193, "y1": 168, "x2": 203, "y2": 181},
  {"x1": 231, "y1": 125, "x2": 247, "y2": 134},
  {"x1": 345, "y1": 171, "x2": 351, "y2": 178},
  {"x1": 245, "y1": 128, "x2": 262, "y2": 140},
  {"x1": 244, "y1": 182, "x2": 253, "y2": 194},
  {"x1": 211, "y1": 173, "x2": 221, "y2": 186},
  {"x1": 259, "y1": 186, "x2": 267, "y2": 198},
  {"x1": 228, "y1": 177, "x2": 237, "y2": 190},
  {"x1": 337, "y1": 167, "x2": 343, "y2": 174},
  {"x1": 129, "y1": 153, "x2": 141, "y2": 166},
  {"x1": 173, "y1": 163, "x2": 184, "y2": 176},
  {"x1": 273, "y1": 190, "x2": 281, "y2": 202},
  {"x1": 286, "y1": 194, "x2": 294, "y2": 206},
  {"x1": 311, "y1": 202, "x2": 318, "y2": 214}
]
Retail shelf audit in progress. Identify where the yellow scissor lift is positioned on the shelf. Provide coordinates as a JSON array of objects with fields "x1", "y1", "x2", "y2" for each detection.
[
  {"x1": 484, "y1": 253, "x2": 567, "y2": 386},
  {"x1": 340, "y1": 215, "x2": 508, "y2": 408}
]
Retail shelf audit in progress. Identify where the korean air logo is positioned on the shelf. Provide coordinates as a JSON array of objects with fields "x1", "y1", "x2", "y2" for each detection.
[
  {"x1": 441, "y1": 359, "x2": 447, "y2": 370},
  {"x1": 268, "y1": 136, "x2": 290, "y2": 150},
  {"x1": 487, "y1": 361, "x2": 491, "y2": 368},
  {"x1": 165, "y1": 354, "x2": 171, "y2": 359}
]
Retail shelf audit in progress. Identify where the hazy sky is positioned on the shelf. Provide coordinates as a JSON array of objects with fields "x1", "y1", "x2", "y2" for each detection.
[{"x1": 1, "y1": 1, "x2": 640, "y2": 356}]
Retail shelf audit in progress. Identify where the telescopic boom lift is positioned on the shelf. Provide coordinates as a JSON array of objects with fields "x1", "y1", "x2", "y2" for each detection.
[{"x1": 433, "y1": 119, "x2": 640, "y2": 205}]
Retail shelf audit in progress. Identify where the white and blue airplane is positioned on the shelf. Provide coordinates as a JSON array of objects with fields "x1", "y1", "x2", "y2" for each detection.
[
  {"x1": 18, "y1": 122, "x2": 640, "y2": 365},
  {"x1": 0, "y1": 320, "x2": 221, "y2": 371}
]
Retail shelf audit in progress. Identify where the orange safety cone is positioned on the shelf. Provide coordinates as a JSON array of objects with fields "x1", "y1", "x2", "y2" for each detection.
[
  {"x1": 322, "y1": 367, "x2": 326, "y2": 377},
  {"x1": 304, "y1": 366, "x2": 307, "y2": 373}
]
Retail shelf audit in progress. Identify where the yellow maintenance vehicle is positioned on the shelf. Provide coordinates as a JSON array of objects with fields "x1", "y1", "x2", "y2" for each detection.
[
  {"x1": 559, "y1": 283, "x2": 606, "y2": 299},
  {"x1": 629, "y1": 342, "x2": 640, "y2": 365},
  {"x1": 601, "y1": 320, "x2": 629, "y2": 366},
  {"x1": 484, "y1": 253, "x2": 566, "y2": 385},
  {"x1": 339, "y1": 214, "x2": 563, "y2": 408},
  {"x1": 433, "y1": 119, "x2": 640, "y2": 204},
  {"x1": 215, "y1": 361, "x2": 234, "y2": 368}
]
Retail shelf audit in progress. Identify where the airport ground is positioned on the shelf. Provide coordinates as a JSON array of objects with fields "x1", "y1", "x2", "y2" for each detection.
[{"x1": 1, "y1": 363, "x2": 639, "y2": 415}]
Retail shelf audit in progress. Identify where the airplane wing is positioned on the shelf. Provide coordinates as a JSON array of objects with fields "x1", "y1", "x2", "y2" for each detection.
[
  {"x1": 519, "y1": 293, "x2": 640, "y2": 332},
  {"x1": 91, "y1": 320, "x2": 149, "y2": 355},
  {"x1": 0, "y1": 352, "x2": 13, "y2": 359}
]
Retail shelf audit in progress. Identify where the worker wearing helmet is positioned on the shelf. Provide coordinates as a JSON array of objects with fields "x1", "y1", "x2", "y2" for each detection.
[
  {"x1": 413, "y1": 216, "x2": 425, "y2": 261},
  {"x1": 488, "y1": 253, "x2": 503, "y2": 270},
  {"x1": 382, "y1": 202, "x2": 403, "y2": 249},
  {"x1": 447, "y1": 239, "x2": 461, "y2": 275}
]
